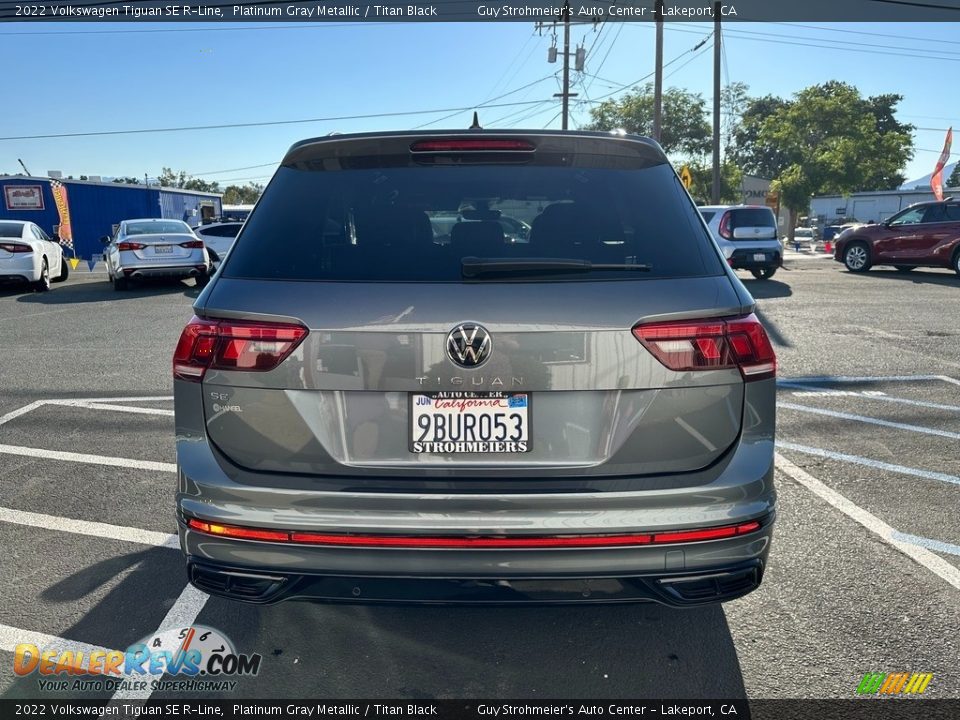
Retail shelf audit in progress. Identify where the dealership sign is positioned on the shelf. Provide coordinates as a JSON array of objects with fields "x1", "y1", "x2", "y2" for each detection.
[{"x1": 4, "y1": 185, "x2": 44, "y2": 210}]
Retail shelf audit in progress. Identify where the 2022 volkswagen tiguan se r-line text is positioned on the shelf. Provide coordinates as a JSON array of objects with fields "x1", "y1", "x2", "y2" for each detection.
[{"x1": 172, "y1": 130, "x2": 777, "y2": 606}]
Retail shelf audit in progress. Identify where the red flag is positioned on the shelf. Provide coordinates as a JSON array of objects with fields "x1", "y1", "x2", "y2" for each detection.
[{"x1": 930, "y1": 126, "x2": 952, "y2": 201}]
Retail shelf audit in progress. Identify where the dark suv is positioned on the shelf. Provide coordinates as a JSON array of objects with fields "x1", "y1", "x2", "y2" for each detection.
[
  {"x1": 835, "y1": 198, "x2": 960, "y2": 274},
  {"x1": 173, "y1": 130, "x2": 777, "y2": 607}
]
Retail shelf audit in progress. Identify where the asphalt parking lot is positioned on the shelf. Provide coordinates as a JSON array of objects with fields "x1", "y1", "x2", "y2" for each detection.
[{"x1": 1, "y1": 257, "x2": 959, "y2": 701}]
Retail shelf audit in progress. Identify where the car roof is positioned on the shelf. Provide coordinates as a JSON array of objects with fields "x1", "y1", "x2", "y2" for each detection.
[
  {"x1": 282, "y1": 129, "x2": 668, "y2": 166},
  {"x1": 124, "y1": 218, "x2": 188, "y2": 223},
  {"x1": 699, "y1": 204, "x2": 771, "y2": 211}
]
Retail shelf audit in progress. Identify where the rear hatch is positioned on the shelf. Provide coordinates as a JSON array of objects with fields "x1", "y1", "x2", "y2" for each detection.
[
  {"x1": 723, "y1": 207, "x2": 779, "y2": 244},
  {"x1": 123, "y1": 233, "x2": 200, "y2": 262},
  {"x1": 186, "y1": 132, "x2": 761, "y2": 480}
]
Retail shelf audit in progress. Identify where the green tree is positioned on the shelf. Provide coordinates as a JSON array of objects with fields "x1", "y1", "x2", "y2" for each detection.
[
  {"x1": 583, "y1": 84, "x2": 711, "y2": 157},
  {"x1": 750, "y1": 82, "x2": 913, "y2": 238},
  {"x1": 112, "y1": 176, "x2": 142, "y2": 185},
  {"x1": 947, "y1": 162, "x2": 960, "y2": 189},
  {"x1": 222, "y1": 183, "x2": 264, "y2": 205},
  {"x1": 685, "y1": 160, "x2": 743, "y2": 205},
  {"x1": 157, "y1": 167, "x2": 220, "y2": 193}
]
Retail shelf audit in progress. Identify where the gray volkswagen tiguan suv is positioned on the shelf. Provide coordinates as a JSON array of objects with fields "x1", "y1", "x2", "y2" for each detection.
[{"x1": 173, "y1": 130, "x2": 777, "y2": 606}]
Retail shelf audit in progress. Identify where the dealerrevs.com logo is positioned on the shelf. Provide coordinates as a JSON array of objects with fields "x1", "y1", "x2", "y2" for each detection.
[{"x1": 14, "y1": 625, "x2": 261, "y2": 693}]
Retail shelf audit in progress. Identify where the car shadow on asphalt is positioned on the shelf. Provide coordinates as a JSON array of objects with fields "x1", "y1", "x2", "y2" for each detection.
[
  {"x1": 740, "y1": 278, "x2": 792, "y2": 300},
  {"x1": 163, "y1": 596, "x2": 749, "y2": 699},
  {"x1": 844, "y1": 268, "x2": 960, "y2": 286},
  {"x1": 1, "y1": 547, "x2": 190, "y2": 700},
  {"x1": 9, "y1": 279, "x2": 201, "y2": 304}
]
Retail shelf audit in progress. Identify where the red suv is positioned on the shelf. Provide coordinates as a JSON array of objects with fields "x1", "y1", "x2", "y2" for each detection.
[{"x1": 834, "y1": 198, "x2": 960, "y2": 275}]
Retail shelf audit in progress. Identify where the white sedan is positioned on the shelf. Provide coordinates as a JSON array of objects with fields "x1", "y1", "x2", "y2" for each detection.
[{"x1": 0, "y1": 220, "x2": 68, "y2": 292}]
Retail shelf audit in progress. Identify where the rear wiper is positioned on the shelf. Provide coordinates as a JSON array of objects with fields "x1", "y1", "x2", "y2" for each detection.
[{"x1": 461, "y1": 257, "x2": 652, "y2": 278}]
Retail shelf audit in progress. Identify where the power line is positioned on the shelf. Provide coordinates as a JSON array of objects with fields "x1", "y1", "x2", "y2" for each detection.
[
  {"x1": 0, "y1": 99, "x2": 552, "y2": 142},
  {"x1": 766, "y1": 21, "x2": 960, "y2": 46},
  {"x1": 411, "y1": 74, "x2": 556, "y2": 130}
]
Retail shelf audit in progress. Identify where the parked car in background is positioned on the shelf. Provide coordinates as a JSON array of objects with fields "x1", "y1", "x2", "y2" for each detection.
[
  {"x1": 0, "y1": 220, "x2": 68, "y2": 292},
  {"x1": 699, "y1": 205, "x2": 782, "y2": 279},
  {"x1": 173, "y1": 129, "x2": 777, "y2": 608},
  {"x1": 834, "y1": 198, "x2": 960, "y2": 275},
  {"x1": 221, "y1": 204, "x2": 254, "y2": 222},
  {"x1": 101, "y1": 218, "x2": 210, "y2": 291},
  {"x1": 791, "y1": 227, "x2": 816, "y2": 247},
  {"x1": 192, "y1": 222, "x2": 243, "y2": 266}
]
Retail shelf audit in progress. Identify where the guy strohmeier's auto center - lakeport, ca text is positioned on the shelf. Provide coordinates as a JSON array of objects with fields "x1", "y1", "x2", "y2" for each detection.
[{"x1": 15, "y1": 3, "x2": 741, "y2": 19}]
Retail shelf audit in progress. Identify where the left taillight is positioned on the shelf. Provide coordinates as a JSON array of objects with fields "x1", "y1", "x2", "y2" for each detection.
[
  {"x1": 632, "y1": 313, "x2": 776, "y2": 381},
  {"x1": 180, "y1": 240, "x2": 204, "y2": 249},
  {"x1": 0, "y1": 243, "x2": 32, "y2": 253},
  {"x1": 173, "y1": 316, "x2": 308, "y2": 382}
]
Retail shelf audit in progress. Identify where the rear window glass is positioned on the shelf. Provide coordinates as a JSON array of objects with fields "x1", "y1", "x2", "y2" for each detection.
[
  {"x1": 699, "y1": 211, "x2": 716, "y2": 223},
  {"x1": 730, "y1": 209, "x2": 776, "y2": 229},
  {"x1": 0, "y1": 222, "x2": 24, "y2": 238},
  {"x1": 126, "y1": 221, "x2": 191, "y2": 235},
  {"x1": 224, "y1": 162, "x2": 723, "y2": 282}
]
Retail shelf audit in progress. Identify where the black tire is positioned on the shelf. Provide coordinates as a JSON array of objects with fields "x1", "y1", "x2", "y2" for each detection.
[
  {"x1": 113, "y1": 275, "x2": 128, "y2": 291},
  {"x1": 53, "y1": 257, "x2": 69, "y2": 283},
  {"x1": 33, "y1": 259, "x2": 51, "y2": 292},
  {"x1": 843, "y1": 242, "x2": 872, "y2": 273},
  {"x1": 953, "y1": 250, "x2": 960, "y2": 277},
  {"x1": 894, "y1": 265, "x2": 915, "y2": 273},
  {"x1": 195, "y1": 273, "x2": 210, "y2": 288},
  {"x1": 750, "y1": 267, "x2": 777, "y2": 280}
]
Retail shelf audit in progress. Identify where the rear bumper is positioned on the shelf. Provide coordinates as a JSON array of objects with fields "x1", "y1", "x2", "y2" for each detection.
[
  {"x1": 728, "y1": 248, "x2": 782, "y2": 269},
  {"x1": 0, "y1": 255, "x2": 39, "y2": 282},
  {"x1": 184, "y1": 553, "x2": 769, "y2": 607},
  {"x1": 122, "y1": 265, "x2": 207, "y2": 279}
]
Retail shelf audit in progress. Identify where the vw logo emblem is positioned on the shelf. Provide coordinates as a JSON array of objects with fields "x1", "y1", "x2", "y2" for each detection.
[{"x1": 446, "y1": 323, "x2": 492, "y2": 368}]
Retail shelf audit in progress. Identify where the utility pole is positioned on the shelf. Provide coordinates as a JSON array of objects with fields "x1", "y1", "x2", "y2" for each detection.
[
  {"x1": 653, "y1": 0, "x2": 664, "y2": 143},
  {"x1": 559, "y1": 0, "x2": 573, "y2": 130},
  {"x1": 712, "y1": 1, "x2": 722, "y2": 204}
]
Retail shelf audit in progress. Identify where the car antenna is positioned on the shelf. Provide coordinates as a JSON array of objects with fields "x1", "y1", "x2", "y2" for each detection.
[{"x1": 469, "y1": 112, "x2": 482, "y2": 130}]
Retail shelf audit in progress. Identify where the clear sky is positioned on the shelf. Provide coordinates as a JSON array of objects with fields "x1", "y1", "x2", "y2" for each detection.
[{"x1": 0, "y1": 20, "x2": 957, "y2": 187}]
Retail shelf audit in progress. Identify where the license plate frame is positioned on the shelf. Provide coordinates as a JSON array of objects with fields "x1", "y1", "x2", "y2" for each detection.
[
  {"x1": 408, "y1": 391, "x2": 532, "y2": 454},
  {"x1": 154, "y1": 244, "x2": 173, "y2": 255}
]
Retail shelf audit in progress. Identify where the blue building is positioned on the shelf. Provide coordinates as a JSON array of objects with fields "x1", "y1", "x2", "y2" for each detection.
[{"x1": 0, "y1": 176, "x2": 222, "y2": 261}]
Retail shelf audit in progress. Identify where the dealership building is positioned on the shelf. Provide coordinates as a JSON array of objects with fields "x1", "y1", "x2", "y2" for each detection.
[
  {"x1": 810, "y1": 186, "x2": 960, "y2": 225},
  {"x1": 0, "y1": 176, "x2": 222, "y2": 261}
]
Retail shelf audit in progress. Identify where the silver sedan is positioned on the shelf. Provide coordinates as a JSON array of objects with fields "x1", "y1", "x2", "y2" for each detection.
[{"x1": 101, "y1": 218, "x2": 210, "y2": 291}]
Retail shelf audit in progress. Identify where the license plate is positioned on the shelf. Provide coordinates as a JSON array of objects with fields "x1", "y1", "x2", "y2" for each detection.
[
  {"x1": 409, "y1": 391, "x2": 531, "y2": 453},
  {"x1": 154, "y1": 245, "x2": 173, "y2": 254},
  {"x1": 753, "y1": 253, "x2": 766, "y2": 262}
]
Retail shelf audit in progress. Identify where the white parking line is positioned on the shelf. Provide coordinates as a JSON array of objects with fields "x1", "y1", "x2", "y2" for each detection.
[
  {"x1": 777, "y1": 441, "x2": 960, "y2": 488},
  {"x1": 0, "y1": 506, "x2": 178, "y2": 548},
  {"x1": 775, "y1": 453, "x2": 960, "y2": 592},
  {"x1": 0, "y1": 444, "x2": 176, "y2": 473},
  {"x1": 110, "y1": 584, "x2": 210, "y2": 701},
  {"x1": 0, "y1": 623, "x2": 113, "y2": 659},
  {"x1": 778, "y1": 402, "x2": 960, "y2": 441},
  {"x1": 778, "y1": 381, "x2": 960, "y2": 413},
  {"x1": 891, "y1": 532, "x2": 960, "y2": 558},
  {"x1": 45, "y1": 400, "x2": 175, "y2": 417}
]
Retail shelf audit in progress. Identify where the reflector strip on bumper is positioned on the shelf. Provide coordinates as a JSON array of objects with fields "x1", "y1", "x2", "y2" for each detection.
[{"x1": 186, "y1": 518, "x2": 762, "y2": 548}]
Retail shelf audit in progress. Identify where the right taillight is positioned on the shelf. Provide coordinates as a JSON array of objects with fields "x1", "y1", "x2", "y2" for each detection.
[
  {"x1": 117, "y1": 241, "x2": 146, "y2": 251},
  {"x1": 0, "y1": 243, "x2": 33, "y2": 253},
  {"x1": 632, "y1": 313, "x2": 776, "y2": 381},
  {"x1": 718, "y1": 211, "x2": 732, "y2": 239},
  {"x1": 173, "y1": 316, "x2": 308, "y2": 382}
]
